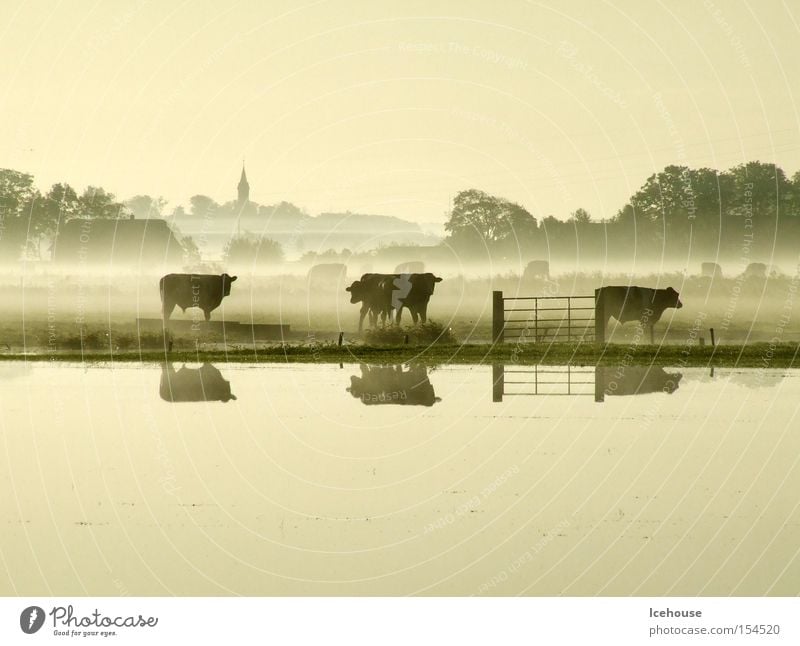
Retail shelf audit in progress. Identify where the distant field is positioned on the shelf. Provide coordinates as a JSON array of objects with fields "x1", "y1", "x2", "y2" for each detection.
[{"x1": 1, "y1": 268, "x2": 798, "y2": 349}]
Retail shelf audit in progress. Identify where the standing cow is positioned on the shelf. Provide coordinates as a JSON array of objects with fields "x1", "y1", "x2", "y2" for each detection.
[
  {"x1": 523, "y1": 260, "x2": 550, "y2": 281},
  {"x1": 743, "y1": 262, "x2": 767, "y2": 279},
  {"x1": 160, "y1": 273, "x2": 237, "y2": 321},
  {"x1": 345, "y1": 274, "x2": 395, "y2": 331},
  {"x1": 307, "y1": 263, "x2": 348, "y2": 290},
  {"x1": 393, "y1": 272, "x2": 442, "y2": 324},
  {"x1": 345, "y1": 272, "x2": 443, "y2": 330},
  {"x1": 597, "y1": 286, "x2": 682, "y2": 343}
]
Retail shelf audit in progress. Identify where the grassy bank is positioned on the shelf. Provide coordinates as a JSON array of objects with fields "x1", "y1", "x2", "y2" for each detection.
[{"x1": 4, "y1": 341, "x2": 799, "y2": 367}]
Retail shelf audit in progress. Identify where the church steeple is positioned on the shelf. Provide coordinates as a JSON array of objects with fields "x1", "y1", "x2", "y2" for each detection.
[{"x1": 237, "y1": 161, "x2": 249, "y2": 207}]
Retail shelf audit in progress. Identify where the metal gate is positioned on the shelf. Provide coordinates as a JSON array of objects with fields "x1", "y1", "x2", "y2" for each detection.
[{"x1": 492, "y1": 291, "x2": 596, "y2": 344}]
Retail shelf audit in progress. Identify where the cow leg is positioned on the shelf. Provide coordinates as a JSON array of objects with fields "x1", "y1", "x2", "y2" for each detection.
[
  {"x1": 395, "y1": 306, "x2": 404, "y2": 325},
  {"x1": 358, "y1": 306, "x2": 368, "y2": 332},
  {"x1": 203, "y1": 309, "x2": 211, "y2": 322},
  {"x1": 410, "y1": 309, "x2": 419, "y2": 325},
  {"x1": 418, "y1": 303, "x2": 428, "y2": 324}
]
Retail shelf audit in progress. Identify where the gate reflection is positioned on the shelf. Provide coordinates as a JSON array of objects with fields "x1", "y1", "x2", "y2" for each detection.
[{"x1": 492, "y1": 364, "x2": 682, "y2": 403}]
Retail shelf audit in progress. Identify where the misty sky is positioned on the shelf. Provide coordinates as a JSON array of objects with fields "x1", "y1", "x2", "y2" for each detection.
[{"x1": 2, "y1": 0, "x2": 799, "y2": 223}]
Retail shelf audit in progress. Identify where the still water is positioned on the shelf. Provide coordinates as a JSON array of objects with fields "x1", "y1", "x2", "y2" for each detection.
[{"x1": 1, "y1": 361, "x2": 798, "y2": 596}]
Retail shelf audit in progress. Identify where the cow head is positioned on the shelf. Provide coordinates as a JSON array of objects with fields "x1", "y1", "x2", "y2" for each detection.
[
  {"x1": 411, "y1": 273, "x2": 443, "y2": 296},
  {"x1": 665, "y1": 286, "x2": 683, "y2": 309},
  {"x1": 222, "y1": 273, "x2": 238, "y2": 296},
  {"x1": 345, "y1": 280, "x2": 364, "y2": 304}
]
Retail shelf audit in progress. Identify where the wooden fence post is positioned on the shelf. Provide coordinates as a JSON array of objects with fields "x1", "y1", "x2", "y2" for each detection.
[
  {"x1": 594, "y1": 288, "x2": 605, "y2": 343},
  {"x1": 594, "y1": 366, "x2": 605, "y2": 403},
  {"x1": 492, "y1": 291, "x2": 505, "y2": 344},
  {"x1": 567, "y1": 296, "x2": 572, "y2": 342},
  {"x1": 492, "y1": 364, "x2": 504, "y2": 402}
]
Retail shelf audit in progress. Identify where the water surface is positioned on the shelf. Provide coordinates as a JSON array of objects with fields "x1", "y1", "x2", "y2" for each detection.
[{"x1": 1, "y1": 361, "x2": 798, "y2": 595}]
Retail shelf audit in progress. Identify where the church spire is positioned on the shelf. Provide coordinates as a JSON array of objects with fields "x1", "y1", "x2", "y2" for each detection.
[{"x1": 237, "y1": 160, "x2": 249, "y2": 207}]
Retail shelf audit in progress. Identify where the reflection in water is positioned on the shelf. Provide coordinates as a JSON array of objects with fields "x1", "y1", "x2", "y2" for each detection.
[
  {"x1": 717, "y1": 370, "x2": 783, "y2": 388},
  {"x1": 159, "y1": 362, "x2": 237, "y2": 403},
  {"x1": 491, "y1": 364, "x2": 682, "y2": 402},
  {"x1": 594, "y1": 365, "x2": 682, "y2": 402},
  {"x1": 347, "y1": 364, "x2": 441, "y2": 406},
  {"x1": 491, "y1": 364, "x2": 595, "y2": 401},
  {"x1": 3, "y1": 362, "x2": 800, "y2": 596},
  {"x1": 0, "y1": 364, "x2": 32, "y2": 380}
]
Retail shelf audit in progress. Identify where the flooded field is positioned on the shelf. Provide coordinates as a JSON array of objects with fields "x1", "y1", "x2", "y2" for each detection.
[{"x1": 1, "y1": 361, "x2": 798, "y2": 596}]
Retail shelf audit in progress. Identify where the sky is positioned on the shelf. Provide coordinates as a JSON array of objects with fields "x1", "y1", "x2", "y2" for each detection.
[{"x1": 2, "y1": 0, "x2": 799, "y2": 223}]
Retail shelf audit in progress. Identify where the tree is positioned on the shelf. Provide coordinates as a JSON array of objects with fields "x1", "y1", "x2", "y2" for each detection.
[
  {"x1": 503, "y1": 202, "x2": 539, "y2": 242},
  {"x1": 26, "y1": 184, "x2": 81, "y2": 258},
  {"x1": 125, "y1": 195, "x2": 167, "y2": 219},
  {"x1": 79, "y1": 186, "x2": 127, "y2": 219},
  {"x1": 169, "y1": 205, "x2": 187, "y2": 219},
  {"x1": 445, "y1": 189, "x2": 502, "y2": 245},
  {"x1": 189, "y1": 195, "x2": 219, "y2": 218},
  {"x1": 614, "y1": 165, "x2": 702, "y2": 253},
  {"x1": 41, "y1": 183, "x2": 80, "y2": 231},
  {"x1": 45, "y1": 183, "x2": 80, "y2": 216},
  {"x1": 0, "y1": 168, "x2": 36, "y2": 218},
  {"x1": 258, "y1": 201, "x2": 307, "y2": 220},
  {"x1": 569, "y1": 208, "x2": 591, "y2": 224},
  {"x1": 445, "y1": 189, "x2": 538, "y2": 249},
  {"x1": 0, "y1": 174, "x2": 84, "y2": 259},
  {"x1": 181, "y1": 235, "x2": 202, "y2": 265},
  {"x1": 685, "y1": 167, "x2": 724, "y2": 247},
  {"x1": 224, "y1": 233, "x2": 284, "y2": 266},
  {"x1": 725, "y1": 161, "x2": 792, "y2": 220}
]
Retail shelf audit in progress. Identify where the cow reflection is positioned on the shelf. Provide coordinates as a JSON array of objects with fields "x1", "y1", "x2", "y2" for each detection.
[
  {"x1": 595, "y1": 365, "x2": 682, "y2": 401},
  {"x1": 347, "y1": 364, "x2": 441, "y2": 406},
  {"x1": 159, "y1": 363, "x2": 237, "y2": 403}
]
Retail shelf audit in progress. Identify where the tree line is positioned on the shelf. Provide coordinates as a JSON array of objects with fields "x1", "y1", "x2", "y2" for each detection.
[
  {"x1": 444, "y1": 161, "x2": 800, "y2": 262},
  {"x1": 0, "y1": 169, "x2": 132, "y2": 258},
  {"x1": 3, "y1": 160, "x2": 799, "y2": 264},
  {"x1": 0, "y1": 167, "x2": 308, "y2": 260}
]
